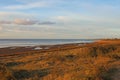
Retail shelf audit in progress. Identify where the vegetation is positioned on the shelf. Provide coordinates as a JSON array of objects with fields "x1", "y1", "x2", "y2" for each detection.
[{"x1": 0, "y1": 39, "x2": 120, "y2": 80}]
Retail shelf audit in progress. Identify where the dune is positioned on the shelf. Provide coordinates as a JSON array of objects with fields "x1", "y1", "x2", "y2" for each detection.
[{"x1": 0, "y1": 39, "x2": 120, "y2": 80}]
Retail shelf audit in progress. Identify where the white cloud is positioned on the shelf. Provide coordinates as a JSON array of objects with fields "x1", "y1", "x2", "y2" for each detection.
[
  {"x1": 3, "y1": 0, "x2": 59, "y2": 10},
  {"x1": 54, "y1": 12, "x2": 120, "y2": 26},
  {"x1": 14, "y1": 19, "x2": 37, "y2": 25},
  {"x1": 0, "y1": 26, "x2": 2, "y2": 31},
  {"x1": 56, "y1": 16, "x2": 70, "y2": 22},
  {"x1": 4, "y1": 2, "x2": 47, "y2": 10},
  {"x1": 0, "y1": 11, "x2": 36, "y2": 21},
  {"x1": 0, "y1": 18, "x2": 56, "y2": 25}
]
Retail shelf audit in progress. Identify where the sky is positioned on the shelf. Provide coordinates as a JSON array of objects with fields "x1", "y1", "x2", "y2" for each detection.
[{"x1": 0, "y1": 0, "x2": 120, "y2": 39}]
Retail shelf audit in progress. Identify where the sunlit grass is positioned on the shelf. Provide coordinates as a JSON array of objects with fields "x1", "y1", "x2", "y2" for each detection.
[{"x1": 0, "y1": 39, "x2": 120, "y2": 80}]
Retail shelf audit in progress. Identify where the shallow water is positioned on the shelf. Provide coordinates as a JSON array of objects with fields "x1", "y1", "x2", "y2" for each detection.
[{"x1": 0, "y1": 39, "x2": 95, "y2": 48}]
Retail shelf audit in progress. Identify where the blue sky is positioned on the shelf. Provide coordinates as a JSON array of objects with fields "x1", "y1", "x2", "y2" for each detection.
[{"x1": 0, "y1": 0, "x2": 120, "y2": 39}]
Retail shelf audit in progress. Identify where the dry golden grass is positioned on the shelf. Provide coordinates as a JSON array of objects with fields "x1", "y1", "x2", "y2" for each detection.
[{"x1": 0, "y1": 39, "x2": 120, "y2": 80}]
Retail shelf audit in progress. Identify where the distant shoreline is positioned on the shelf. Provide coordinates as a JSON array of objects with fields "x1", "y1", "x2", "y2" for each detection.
[
  {"x1": 0, "y1": 39, "x2": 119, "y2": 56},
  {"x1": 0, "y1": 39, "x2": 95, "y2": 48}
]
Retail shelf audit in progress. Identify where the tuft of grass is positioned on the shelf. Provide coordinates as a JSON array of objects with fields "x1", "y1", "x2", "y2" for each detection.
[
  {"x1": 5, "y1": 62, "x2": 24, "y2": 67},
  {"x1": 0, "y1": 63, "x2": 16, "y2": 80},
  {"x1": 12, "y1": 68, "x2": 50, "y2": 80},
  {"x1": 101, "y1": 68, "x2": 118, "y2": 80}
]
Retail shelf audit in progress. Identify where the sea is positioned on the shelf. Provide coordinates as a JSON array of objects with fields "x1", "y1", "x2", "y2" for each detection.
[{"x1": 0, "y1": 39, "x2": 95, "y2": 48}]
